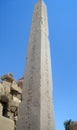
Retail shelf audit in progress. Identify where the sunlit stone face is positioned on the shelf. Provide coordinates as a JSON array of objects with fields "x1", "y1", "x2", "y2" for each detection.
[{"x1": 16, "y1": 1, "x2": 55, "y2": 130}]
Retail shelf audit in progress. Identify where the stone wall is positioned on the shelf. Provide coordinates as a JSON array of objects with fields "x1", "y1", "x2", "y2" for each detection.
[
  {"x1": 0, "y1": 73, "x2": 23, "y2": 130},
  {"x1": 0, "y1": 116, "x2": 14, "y2": 130}
]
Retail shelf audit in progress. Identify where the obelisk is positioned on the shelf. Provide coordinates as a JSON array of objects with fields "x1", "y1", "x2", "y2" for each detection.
[{"x1": 16, "y1": 0, "x2": 55, "y2": 130}]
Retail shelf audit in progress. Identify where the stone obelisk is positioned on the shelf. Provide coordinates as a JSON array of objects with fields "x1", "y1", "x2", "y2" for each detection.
[{"x1": 16, "y1": 0, "x2": 55, "y2": 130}]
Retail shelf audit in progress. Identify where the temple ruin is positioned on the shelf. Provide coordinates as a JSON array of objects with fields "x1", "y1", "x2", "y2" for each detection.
[{"x1": 0, "y1": 73, "x2": 23, "y2": 130}]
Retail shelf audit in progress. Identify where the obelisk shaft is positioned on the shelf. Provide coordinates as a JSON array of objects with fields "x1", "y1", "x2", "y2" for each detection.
[{"x1": 16, "y1": 1, "x2": 55, "y2": 130}]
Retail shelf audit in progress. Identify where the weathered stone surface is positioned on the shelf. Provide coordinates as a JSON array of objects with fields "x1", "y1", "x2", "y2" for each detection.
[
  {"x1": 1, "y1": 73, "x2": 14, "y2": 82},
  {"x1": 16, "y1": 1, "x2": 55, "y2": 130},
  {"x1": 0, "y1": 116, "x2": 14, "y2": 130},
  {"x1": 0, "y1": 74, "x2": 22, "y2": 129},
  {"x1": 11, "y1": 81, "x2": 22, "y2": 94}
]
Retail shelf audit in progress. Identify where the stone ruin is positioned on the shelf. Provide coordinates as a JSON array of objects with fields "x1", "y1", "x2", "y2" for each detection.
[{"x1": 0, "y1": 73, "x2": 23, "y2": 130}]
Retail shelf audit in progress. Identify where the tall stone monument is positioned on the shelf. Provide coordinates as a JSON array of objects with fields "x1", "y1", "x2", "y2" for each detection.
[{"x1": 16, "y1": 0, "x2": 55, "y2": 130}]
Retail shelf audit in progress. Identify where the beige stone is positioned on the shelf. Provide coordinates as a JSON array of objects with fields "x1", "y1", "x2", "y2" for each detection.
[
  {"x1": 16, "y1": 1, "x2": 55, "y2": 130},
  {"x1": 0, "y1": 116, "x2": 14, "y2": 130},
  {"x1": 0, "y1": 73, "x2": 23, "y2": 129}
]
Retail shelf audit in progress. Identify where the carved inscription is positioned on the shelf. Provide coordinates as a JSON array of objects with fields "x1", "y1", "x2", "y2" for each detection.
[
  {"x1": 25, "y1": 44, "x2": 35, "y2": 130},
  {"x1": 45, "y1": 41, "x2": 51, "y2": 130},
  {"x1": 25, "y1": 82, "x2": 32, "y2": 130}
]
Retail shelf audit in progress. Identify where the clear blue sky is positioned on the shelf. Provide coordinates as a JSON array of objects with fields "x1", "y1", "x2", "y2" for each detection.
[{"x1": 0, "y1": 0, "x2": 77, "y2": 130}]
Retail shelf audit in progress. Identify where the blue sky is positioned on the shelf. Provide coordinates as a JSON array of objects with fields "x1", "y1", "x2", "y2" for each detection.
[{"x1": 0, "y1": 0, "x2": 77, "y2": 130}]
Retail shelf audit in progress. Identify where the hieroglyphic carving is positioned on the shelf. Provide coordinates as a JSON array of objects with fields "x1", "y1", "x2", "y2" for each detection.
[
  {"x1": 45, "y1": 40, "x2": 51, "y2": 130},
  {"x1": 16, "y1": 1, "x2": 55, "y2": 130},
  {"x1": 25, "y1": 44, "x2": 36, "y2": 130},
  {"x1": 25, "y1": 81, "x2": 32, "y2": 130}
]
